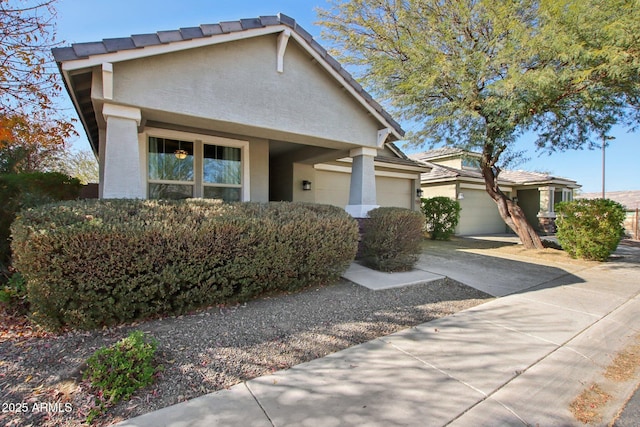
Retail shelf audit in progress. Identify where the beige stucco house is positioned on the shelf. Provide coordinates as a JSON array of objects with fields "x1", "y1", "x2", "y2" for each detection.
[
  {"x1": 53, "y1": 14, "x2": 428, "y2": 217},
  {"x1": 411, "y1": 148, "x2": 581, "y2": 235}
]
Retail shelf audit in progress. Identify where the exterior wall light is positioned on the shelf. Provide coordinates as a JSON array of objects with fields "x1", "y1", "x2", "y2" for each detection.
[
  {"x1": 302, "y1": 180, "x2": 312, "y2": 191},
  {"x1": 416, "y1": 188, "x2": 424, "y2": 198},
  {"x1": 457, "y1": 192, "x2": 464, "y2": 200},
  {"x1": 174, "y1": 149, "x2": 188, "y2": 160}
]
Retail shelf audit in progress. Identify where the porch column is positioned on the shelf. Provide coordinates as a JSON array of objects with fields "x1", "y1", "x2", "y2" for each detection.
[
  {"x1": 102, "y1": 104, "x2": 144, "y2": 199},
  {"x1": 538, "y1": 186, "x2": 556, "y2": 216},
  {"x1": 537, "y1": 186, "x2": 556, "y2": 234},
  {"x1": 345, "y1": 147, "x2": 378, "y2": 218}
]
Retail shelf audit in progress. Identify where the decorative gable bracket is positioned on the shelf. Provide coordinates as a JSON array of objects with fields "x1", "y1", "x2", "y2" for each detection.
[
  {"x1": 102, "y1": 62, "x2": 113, "y2": 100},
  {"x1": 377, "y1": 128, "x2": 392, "y2": 147},
  {"x1": 277, "y1": 29, "x2": 291, "y2": 73}
]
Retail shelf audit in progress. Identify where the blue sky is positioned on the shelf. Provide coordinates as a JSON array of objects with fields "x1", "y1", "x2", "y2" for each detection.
[{"x1": 54, "y1": 0, "x2": 638, "y2": 193}]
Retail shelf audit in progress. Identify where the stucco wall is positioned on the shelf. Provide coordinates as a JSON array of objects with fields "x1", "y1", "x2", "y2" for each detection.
[
  {"x1": 421, "y1": 183, "x2": 456, "y2": 199},
  {"x1": 315, "y1": 169, "x2": 350, "y2": 207},
  {"x1": 248, "y1": 137, "x2": 269, "y2": 202},
  {"x1": 292, "y1": 163, "x2": 315, "y2": 203},
  {"x1": 109, "y1": 35, "x2": 381, "y2": 148}
]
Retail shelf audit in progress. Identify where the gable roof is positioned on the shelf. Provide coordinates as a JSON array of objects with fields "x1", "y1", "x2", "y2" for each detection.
[{"x1": 53, "y1": 13, "x2": 404, "y2": 148}]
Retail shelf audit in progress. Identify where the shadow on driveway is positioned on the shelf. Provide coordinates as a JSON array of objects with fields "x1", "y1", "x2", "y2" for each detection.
[{"x1": 417, "y1": 237, "x2": 589, "y2": 297}]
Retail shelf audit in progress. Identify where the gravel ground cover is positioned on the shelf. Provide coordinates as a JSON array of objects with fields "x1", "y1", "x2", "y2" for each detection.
[{"x1": 0, "y1": 277, "x2": 490, "y2": 426}]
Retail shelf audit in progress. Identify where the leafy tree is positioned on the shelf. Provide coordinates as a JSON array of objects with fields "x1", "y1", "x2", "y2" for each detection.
[
  {"x1": 318, "y1": 0, "x2": 640, "y2": 248},
  {"x1": 0, "y1": 0, "x2": 61, "y2": 114},
  {"x1": 57, "y1": 148, "x2": 99, "y2": 184},
  {"x1": 0, "y1": 112, "x2": 69, "y2": 173},
  {"x1": 0, "y1": 1, "x2": 75, "y2": 158}
]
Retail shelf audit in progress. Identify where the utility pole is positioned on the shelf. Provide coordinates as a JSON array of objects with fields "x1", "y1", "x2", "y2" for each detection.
[{"x1": 602, "y1": 135, "x2": 615, "y2": 199}]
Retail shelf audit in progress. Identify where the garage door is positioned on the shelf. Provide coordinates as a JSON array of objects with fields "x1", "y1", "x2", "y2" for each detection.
[{"x1": 457, "y1": 189, "x2": 507, "y2": 235}]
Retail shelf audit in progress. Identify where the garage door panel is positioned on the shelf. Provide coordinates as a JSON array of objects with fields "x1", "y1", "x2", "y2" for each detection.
[{"x1": 458, "y1": 190, "x2": 507, "y2": 235}]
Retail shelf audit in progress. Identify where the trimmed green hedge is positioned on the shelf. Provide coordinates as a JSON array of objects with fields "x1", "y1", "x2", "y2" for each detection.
[
  {"x1": 0, "y1": 172, "x2": 81, "y2": 270},
  {"x1": 556, "y1": 198, "x2": 626, "y2": 261},
  {"x1": 11, "y1": 200, "x2": 359, "y2": 330},
  {"x1": 360, "y1": 207, "x2": 424, "y2": 272}
]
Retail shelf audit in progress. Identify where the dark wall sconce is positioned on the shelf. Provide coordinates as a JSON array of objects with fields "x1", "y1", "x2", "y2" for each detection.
[
  {"x1": 302, "y1": 180, "x2": 312, "y2": 191},
  {"x1": 416, "y1": 188, "x2": 424, "y2": 198}
]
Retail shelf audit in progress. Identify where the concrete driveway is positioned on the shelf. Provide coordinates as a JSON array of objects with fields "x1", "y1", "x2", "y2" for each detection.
[{"x1": 119, "y1": 237, "x2": 640, "y2": 427}]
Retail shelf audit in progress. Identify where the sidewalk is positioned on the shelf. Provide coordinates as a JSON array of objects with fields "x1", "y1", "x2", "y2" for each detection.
[{"x1": 117, "y1": 240, "x2": 640, "y2": 426}]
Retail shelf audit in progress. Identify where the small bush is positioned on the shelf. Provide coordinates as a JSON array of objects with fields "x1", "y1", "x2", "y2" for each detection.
[
  {"x1": 421, "y1": 196, "x2": 461, "y2": 240},
  {"x1": 0, "y1": 272, "x2": 29, "y2": 316},
  {"x1": 0, "y1": 172, "x2": 81, "y2": 271},
  {"x1": 556, "y1": 199, "x2": 626, "y2": 261},
  {"x1": 360, "y1": 207, "x2": 424, "y2": 272},
  {"x1": 11, "y1": 200, "x2": 358, "y2": 330},
  {"x1": 84, "y1": 331, "x2": 161, "y2": 422}
]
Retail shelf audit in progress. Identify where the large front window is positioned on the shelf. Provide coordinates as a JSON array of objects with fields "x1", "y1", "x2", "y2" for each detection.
[
  {"x1": 203, "y1": 144, "x2": 242, "y2": 201},
  {"x1": 147, "y1": 135, "x2": 244, "y2": 202},
  {"x1": 148, "y1": 137, "x2": 194, "y2": 199}
]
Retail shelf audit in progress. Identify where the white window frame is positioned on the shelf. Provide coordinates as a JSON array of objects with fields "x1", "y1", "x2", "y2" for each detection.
[
  {"x1": 143, "y1": 127, "x2": 250, "y2": 201},
  {"x1": 202, "y1": 143, "x2": 243, "y2": 201}
]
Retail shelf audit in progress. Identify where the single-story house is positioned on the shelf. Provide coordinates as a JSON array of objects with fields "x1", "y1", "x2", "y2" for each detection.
[
  {"x1": 53, "y1": 14, "x2": 429, "y2": 217},
  {"x1": 410, "y1": 148, "x2": 581, "y2": 235}
]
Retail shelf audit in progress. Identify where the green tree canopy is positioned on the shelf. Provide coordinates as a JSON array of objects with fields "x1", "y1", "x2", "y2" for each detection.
[{"x1": 319, "y1": 0, "x2": 639, "y2": 248}]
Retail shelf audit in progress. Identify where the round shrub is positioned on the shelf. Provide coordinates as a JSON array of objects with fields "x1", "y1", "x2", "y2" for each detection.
[
  {"x1": 360, "y1": 207, "x2": 425, "y2": 272},
  {"x1": 556, "y1": 198, "x2": 626, "y2": 261},
  {"x1": 421, "y1": 196, "x2": 461, "y2": 240},
  {"x1": 10, "y1": 200, "x2": 359, "y2": 330}
]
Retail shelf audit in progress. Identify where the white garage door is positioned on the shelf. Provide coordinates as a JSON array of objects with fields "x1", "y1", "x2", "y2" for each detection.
[{"x1": 458, "y1": 189, "x2": 507, "y2": 235}]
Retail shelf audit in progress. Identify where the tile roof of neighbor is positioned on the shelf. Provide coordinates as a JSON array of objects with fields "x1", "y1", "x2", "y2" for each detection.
[
  {"x1": 499, "y1": 169, "x2": 576, "y2": 185},
  {"x1": 410, "y1": 147, "x2": 475, "y2": 162},
  {"x1": 410, "y1": 149, "x2": 579, "y2": 186},
  {"x1": 418, "y1": 162, "x2": 579, "y2": 186},
  {"x1": 52, "y1": 13, "x2": 403, "y2": 137},
  {"x1": 578, "y1": 191, "x2": 640, "y2": 209}
]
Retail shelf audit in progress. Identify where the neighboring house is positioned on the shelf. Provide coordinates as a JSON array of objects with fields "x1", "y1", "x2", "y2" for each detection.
[
  {"x1": 578, "y1": 191, "x2": 640, "y2": 239},
  {"x1": 410, "y1": 148, "x2": 581, "y2": 235},
  {"x1": 53, "y1": 14, "x2": 429, "y2": 217}
]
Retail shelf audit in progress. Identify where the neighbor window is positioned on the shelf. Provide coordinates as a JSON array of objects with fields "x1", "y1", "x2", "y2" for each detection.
[{"x1": 148, "y1": 137, "x2": 194, "y2": 199}]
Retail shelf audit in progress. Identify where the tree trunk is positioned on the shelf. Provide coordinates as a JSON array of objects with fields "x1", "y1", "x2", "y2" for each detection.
[{"x1": 481, "y1": 164, "x2": 544, "y2": 249}]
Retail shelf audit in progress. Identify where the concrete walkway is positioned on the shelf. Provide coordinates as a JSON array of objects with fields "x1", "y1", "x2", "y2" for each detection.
[{"x1": 117, "y1": 239, "x2": 640, "y2": 427}]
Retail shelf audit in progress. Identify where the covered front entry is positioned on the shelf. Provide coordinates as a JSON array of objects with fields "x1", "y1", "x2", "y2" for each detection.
[
  {"x1": 54, "y1": 15, "x2": 409, "y2": 218},
  {"x1": 268, "y1": 140, "x2": 423, "y2": 211}
]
